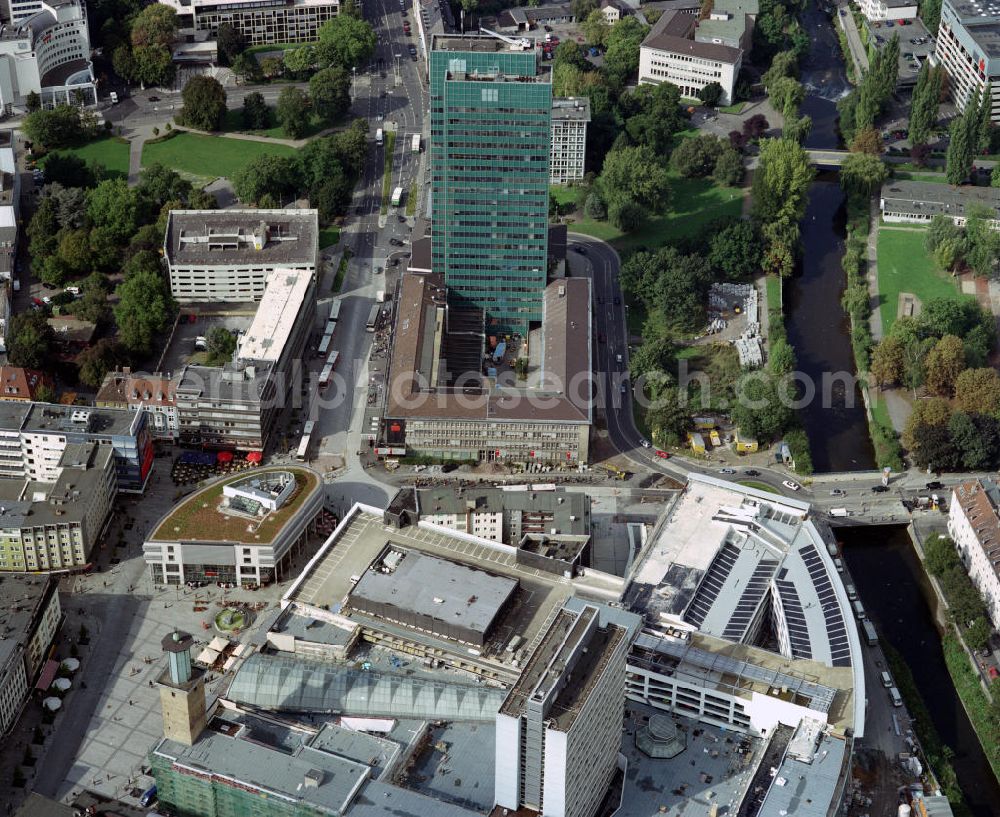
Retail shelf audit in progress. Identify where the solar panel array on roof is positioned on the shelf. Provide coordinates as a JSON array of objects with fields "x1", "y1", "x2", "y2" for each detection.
[
  {"x1": 684, "y1": 542, "x2": 740, "y2": 628},
  {"x1": 798, "y1": 542, "x2": 851, "y2": 667},
  {"x1": 722, "y1": 558, "x2": 778, "y2": 642},
  {"x1": 775, "y1": 579, "x2": 812, "y2": 660}
]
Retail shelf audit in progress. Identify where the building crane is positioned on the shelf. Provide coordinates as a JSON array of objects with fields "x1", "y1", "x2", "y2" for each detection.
[{"x1": 478, "y1": 27, "x2": 532, "y2": 51}]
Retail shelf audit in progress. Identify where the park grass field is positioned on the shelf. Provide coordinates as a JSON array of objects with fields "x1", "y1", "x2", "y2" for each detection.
[
  {"x1": 876, "y1": 226, "x2": 972, "y2": 334},
  {"x1": 141, "y1": 132, "x2": 298, "y2": 184},
  {"x1": 43, "y1": 137, "x2": 130, "y2": 179},
  {"x1": 570, "y1": 174, "x2": 746, "y2": 251}
]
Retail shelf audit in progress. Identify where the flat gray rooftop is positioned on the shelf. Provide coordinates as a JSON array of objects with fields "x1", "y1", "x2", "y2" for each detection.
[
  {"x1": 432, "y1": 32, "x2": 533, "y2": 52},
  {"x1": 0, "y1": 574, "x2": 53, "y2": 682},
  {"x1": 350, "y1": 549, "x2": 519, "y2": 638},
  {"x1": 402, "y1": 721, "x2": 495, "y2": 812},
  {"x1": 616, "y1": 702, "x2": 764, "y2": 817},
  {"x1": 881, "y1": 180, "x2": 1000, "y2": 218},
  {"x1": 757, "y1": 728, "x2": 848, "y2": 817},
  {"x1": 153, "y1": 713, "x2": 370, "y2": 815},
  {"x1": 23, "y1": 403, "x2": 136, "y2": 437},
  {"x1": 271, "y1": 609, "x2": 356, "y2": 647},
  {"x1": 415, "y1": 485, "x2": 589, "y2": 536},
  {"x1": 165, "y1": 208, "x2": 318, "y2": 268},
  {"x1": 0, "y1": 401, "x2": 33, "y2": 431}
]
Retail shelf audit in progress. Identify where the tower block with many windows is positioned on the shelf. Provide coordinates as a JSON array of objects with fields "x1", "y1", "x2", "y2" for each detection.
[{"x1": 429, "y1": 34, "x2": 552, "y2": 335}]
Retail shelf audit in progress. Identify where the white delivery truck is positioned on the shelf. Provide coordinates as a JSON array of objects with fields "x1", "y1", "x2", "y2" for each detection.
[{"x1": 411, "y1": 133, "x2": 420, "y2": 152}]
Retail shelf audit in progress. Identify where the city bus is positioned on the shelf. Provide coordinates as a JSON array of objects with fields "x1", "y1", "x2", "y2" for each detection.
[
  {"x1": 411, "y1": 134, "x2": 420, "y2": 152},
  {"x1": 366, "y1": 304, "x2": 381, "y2": 332},
  {"x1": 295, "y1": 420, "x2": 315, "y2": 461},
  {"x1": 391, "y1": 186, "x2": 403, "y2": 207},
  {"x1": 317, "y1": 329, "x2": 334, "y2": 356},
  {"x1": 318, "y1": 351, "x2": 340, "y2": 388}
]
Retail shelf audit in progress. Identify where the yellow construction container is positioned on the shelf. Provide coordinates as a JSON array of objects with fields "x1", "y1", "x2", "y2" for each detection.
[
  {"x1": 735, "y1": 430, "x2": 759, "y2": 453},
  {"x1": 688, "y1": 432, "x2": 706, "y2": 454}
]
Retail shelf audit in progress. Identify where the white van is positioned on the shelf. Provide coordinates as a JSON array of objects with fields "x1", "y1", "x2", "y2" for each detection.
[
  {"x1": 845, "y1": 583, "x2": 858, "y2": 601},
  {"x1": 852, "y1": 600, "x2": 866, "y2": 620},
  {"x1": 889, "y1": 687, "x2": 902, "y2": 707},
  {"x1": 880, "y1": 671, "x2": 893, "y2": 688}
]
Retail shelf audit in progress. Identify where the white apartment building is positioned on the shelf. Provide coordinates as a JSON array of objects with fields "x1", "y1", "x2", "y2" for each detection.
[
  {"x1": 934, "y1": 0, "x2": 1000, "y2": 120},
  {"x1": 495, "y1": 603, "x2": 630, "y2": 817},
  {"x1": 854, "y1": 0, "x2": 917, "y2": 22},
  {"x1": 158, "y1": 0, "x2": 339, "y2": 46},
  {"x1": 880, "y1": 180, "x2": 1000, "y2": 227},
  {"x1": 551, "y1": 97, "x2": 589, "y2": 185},
  {"x1": 0, "y1": 0, "x2": 96, "y2": 114},
  {"x1": 639, "y1": 10, "x2": 743, "y2": 105},
  {"x1": 949, "y1": 480, "x2": 1000, "y2": 628},
  {"x1": 164, "y1": 209, "x2": 318, "y2": 303},
  {"x1": 0, "y1": 573, "x2": 61, "y2": 735}
]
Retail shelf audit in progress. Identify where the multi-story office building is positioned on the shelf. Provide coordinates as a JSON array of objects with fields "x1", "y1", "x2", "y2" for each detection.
[
  {"x1": 174, "y1": 268, "x2": 314, "y2": 451},
  {"x1": 430, "y1": 34, "x2": 552, "y2": 334},
  {"x1": 949, "y1": 479, "x2": 1000, "y2": 628},
  {"x1": 0, "y1": 573, "x2": 60, "y2": 735},
  {"x1": 143, "y1": 466, "x2": 326, "y2": 586},
  {"x1": 0, "y1": 0, "x2": 96, "y2": 113},
  {"x1": 159, "y1": 0, "x2": 339, "y2": 46},
  {"x1": 0, "y1": 442, "x2": 116, "y2": 573},
  {"x1": 934, "y1": 0, "x2": 1000, "y2": 119},
  {"x1": 638, "y1": 7, "x2": 747, "y2": 104},
  {"x1": 0, "y1": 401, "x2": 152, "y2": 492},
  {"x1": 383, "y1": 273, "x2": 592, "y2": 463},
  {"x1": 550, "y1": 97, "x2": 590, "y2": 185},
  {"x1": 495, "y1": 603, "x2": 629, "y2": 817},
  {"x1": 163, "y1": 209, "x2": 318, "y2": 303}
]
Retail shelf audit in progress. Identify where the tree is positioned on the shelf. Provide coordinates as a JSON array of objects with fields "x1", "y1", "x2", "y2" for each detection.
[
  {"x1": 946, "y1": 109, "x2": 975, "y2": 185},
  {"x1": 55, "y1": 229, "x2": 93, "y2": 278},
  {"x1": 582, "y1": 8, "x2": 609, "y2": 47},
  {"x1": 7, "y1": 312, "x2": 54, "y2": 369},
  {"x1": 602, "y1": 17, "x2": 647, "y2": 87},
  {"x1": 924, "y1": 334, "x2": 966, "y2": 397},
  {"x1": 24, "y1": 90, "x2": 40, "y2": 113},
  {"x1": 730, "y1": 373, "x2": 794, "y2": 442},
  {"x1": 570, "y1": 0, "x2": 599, "y2": 20},
  {"x1": 768, "y1": 76, "x2": 804, "y2": 118},
  {"x1": 782, "y1": 114, "x2": 812, "y2": 145},
  {"x1": 584, "y1": 192, "x2": 606, "y2": 220},
  {"x1": 870, "y1": 336, "x2": 905, "y2": 387},
  {"x1": 316, "y1": 13, "x2": 376, "y2": 71},
  {"x1": 708, "y1": 220, "x2": 761, "y2": 280},
  {"x1": 955, "y1": 367, "x2": 1000, "y2": 414},
  {"x1": 137, "y1": 163, "x2": 193, "y2": 210},
  {"x1": 909, "y1": 62, "x2": 943, "y2": 147},
  {"x1": 132, "y1": 44, "x2": 175, "y2": 88},
  {"x1": 949, "y1": 411, "x2": 1000, "y2": 470},
  {"x1": 964, "y1": 617, "x2": 993, "y2": 652},
  {"x1": 598, "y1": 145, "x2": 670, "y2": 228},
  {"x1": 850, "y1": 127, "x2": 884, "y2": 155},
  {"x1": 624, "y1": 82, "x2": 686, "y2": 154},
  {"x1": 655, "y1": 249, "x2": 714, "y2": 332},
  {"x1": 41, "y1": 154, "x2": 94, "y2": 189},
  {"x1": 23, "y1": 106, "x2": 83, "y2": 150},
  {"x1": 276, "y1": 87, "x2": 311, "y2": 139},
  {"x1": 647, "y1": 387, "x2": 692, "y2": 447},
  {"x1": 608, "y1": 198, "x2": 644, "y2": 231},
  {"x1": 180, "y1": 75, "x2": 227, "y2": 131},
  {"x1": 88, "y1": 179, "x2": 141, "y2": 242},
  {"x1": 206, "y1": 327, "x2": 237, "y2": 364},
  {"x1": 924, "y1": 533, "x2": 959, "y2": 576},
  {"x1": 231, "y1": 52, "x2": 262, "y2": 83},
  {"x1": 215, "y1": 22, "x2": 245, "y2": 66},
  {"x1": 310, "y1": 66, "x2": 351, "y2": 125},
  {"x1": 751, "y1": 137, "x2": 813, "y2": 226},
  {"x1": 965, "y1": 204, "x2": 1000, "y2": 277},
  {"x1": 76, "y1": 339, "x2": 122, "y2": 388},
  {"x1": 911, "y1": 423, "x2": 960, "y2": 471},
  {"x1": 743, "y1": 114, "x2": 769, "y2": 140},
  {"x1": 283, "y1": 45, "x2": 316, "y2": 78},
  {"x1": 902, "y1": 396, "x2": 952, "y2": 449},
  {"x1": 762, "y1": 50, "x2": 799, "y2": 88},
  {"x1": 698, "y1": 81, "x2": 724, "y2": 107},
  {"x1": 840, "y1": 151, "x2": 887, "y2": 195},
  {"x1": 233, "y1": 154, "x2": 301, "y2": 204},
  {"x1": 130, "y1": 4, "x2": 176, "y2": 48},
  {"x1": 921, "y1": 0, "x2": 942, "y2": 33},
  {"x1": 74, "y1": 272, "x2": 113, "y2": 325},
  {"x1": 242, "y1": 92, "x2": 270, "y2": 130},
  {"x1": 114, "y1": 268, "x2": 175, "y2": 357},
  {"x1": 920, "y1": 297, "x2": 989, "y2": 340},
  {"x1": 669, "y1": 134, "x2": 723, "y2": 177},
  {"x1": 769, "y1": 337, "x2": 796, "y2": 375}
]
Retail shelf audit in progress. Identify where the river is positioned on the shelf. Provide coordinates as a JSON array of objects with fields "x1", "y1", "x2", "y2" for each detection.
[
  {"x1": 782, "y1": 2, "x2": 877, "y2": 473},
  {"x1": 841, "y1": 526, "x2": 1000, "y2": 815}
]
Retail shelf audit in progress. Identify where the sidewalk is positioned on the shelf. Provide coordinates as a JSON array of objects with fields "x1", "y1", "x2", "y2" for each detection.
[{"x1": 838, "y1": 2, "x2": 870, "y2": 76}]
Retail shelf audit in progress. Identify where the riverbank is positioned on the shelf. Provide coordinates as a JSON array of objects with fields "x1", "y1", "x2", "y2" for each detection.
[{"x1": 909, "y1": 526, "x2": 1000, "y2": 787}]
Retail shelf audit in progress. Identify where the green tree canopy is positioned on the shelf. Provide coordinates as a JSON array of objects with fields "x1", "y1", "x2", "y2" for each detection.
[
  {"x1": 114, "y1": 267, "x2": 175, "y2": 357},
  {"x1": 276, "y1": 86, "x2": 312, "y2": 139},
  {"x1": 7, "y1": 312, "x2": 54, "y2": 369},
  {"x1": 180, "y1": 75, "x2": 227, "y2": 131},
  {"x1": 310, "y1": 66, "x2": 351, "y2": 125},
  {"x1": 317, "y1": 13, "x2": 376, "y2": 70}
]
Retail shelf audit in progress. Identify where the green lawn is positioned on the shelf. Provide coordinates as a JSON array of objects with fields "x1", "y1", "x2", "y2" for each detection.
[
  {"x1": 318, "y1": 227, "x2": 340, "y2": 250},
  {"x1": 550, "y1": 184, "x2": 582, "y2": 209},
  {"x1": 406, "y1": 182, "x2": 417, "y2": 216},
  {"x1": 765, "y1": 275, "x2": 782, "y2": 313},
  {"x1": 246, "y1": 42, "x2": 304, "y2": 55},
  {"x1": 221, "y1": 108, "x2": 327, "y2": 141},
  {"x1": 876, "y1": 226, "x2": 972, "y2": 334},
  {"x1": 718, "y1": 102, "x2": 746, "y2": 114},
  {"x1": 43, "y1": 137, "x2": 130, "y2": 179},
  {"x1": 141, "y1": 132, "x2": 298, "y2": 184},
  {"x1": 571, "y1": 175, "x2": 746, "y2": 251},
  {"x1": 892, "y1": 171, "x2": 948, "y2": 184},
  {"x1": 739, "y1": 480, "x2": 778, "y2": 493}
]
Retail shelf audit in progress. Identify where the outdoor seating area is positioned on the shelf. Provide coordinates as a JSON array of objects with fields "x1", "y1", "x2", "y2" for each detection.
[{"x1": 170, "y1": 450, "x2": 263, "y2": 486}]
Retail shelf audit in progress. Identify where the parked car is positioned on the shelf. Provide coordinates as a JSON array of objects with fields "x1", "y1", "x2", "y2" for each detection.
[
  {"x1": 719, "y1": 468, "x2": 736, "y2": 475},
  {"x1": 782, "y1": 480, "x2": 801, "y2": 491},
  {"x1": 640, "y1": 439, "x2": 651, "y2": 448},
  {"x1": 655, "y1": 449, "x2": 670, "y2": 459},
  {"x1": 744, "y1": 469, "x2": 760, "y2": 476},
  {"x1": 871, "y1": 485, "x2": 890, "y2": 493},
  {"x1": 926, "y1": 481, "x2": 943, "y2": 490},
  {"x1": 830, "y1": 488, "x2": 845, "y2": 496}
]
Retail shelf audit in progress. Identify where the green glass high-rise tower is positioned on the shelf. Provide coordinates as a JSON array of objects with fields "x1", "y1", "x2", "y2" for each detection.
[{"x1": 429, "y1": 34, "x2": 552, "y2": 335}]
